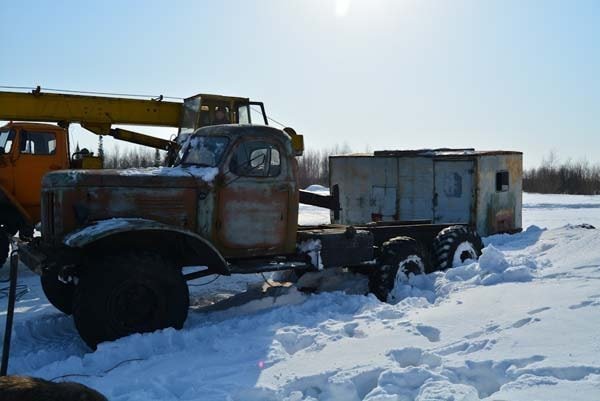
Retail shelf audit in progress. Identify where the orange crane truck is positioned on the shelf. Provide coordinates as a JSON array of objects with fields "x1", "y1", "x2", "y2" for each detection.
[{"x1": 0, "y1": 88, "x2": 272, "y2": 266}]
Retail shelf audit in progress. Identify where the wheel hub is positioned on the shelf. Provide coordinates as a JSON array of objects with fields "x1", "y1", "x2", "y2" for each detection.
[
  {"x1": 110, "y1": 281, "x2": 159, "y2": 331},
  {"x1": 453, "y1": 241, "x2": 477, "y2": 268}
]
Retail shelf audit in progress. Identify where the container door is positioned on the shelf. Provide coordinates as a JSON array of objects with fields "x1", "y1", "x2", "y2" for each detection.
[
  {"x1": 433, "y1": 160, "x2": 474, "y2": 223},
  {"x1": 217, "y1": 138, "x2": 290, "y2": 257},
  {"x1": 370, "y1": 186, "x2": 397, "y2": 221}
]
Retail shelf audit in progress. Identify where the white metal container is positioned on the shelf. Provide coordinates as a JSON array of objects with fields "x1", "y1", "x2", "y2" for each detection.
[{"x1": 329, "y1": 149, "x2": 522, "y2": 236}]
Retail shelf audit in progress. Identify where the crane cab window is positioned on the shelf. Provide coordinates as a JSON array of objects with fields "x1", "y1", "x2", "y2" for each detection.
[
  {"x1": 238, "y1": 105, "x2": 250, "y2": 124},
  {"x1": 20, "y1": 131, "x2": 56, "y2": 155},
  {"x1": 230, "y1": 140, "x2": 281, "y2": 177},
  {"x1": 0, "y1": 129, "x2": 15, "y2": 154}
]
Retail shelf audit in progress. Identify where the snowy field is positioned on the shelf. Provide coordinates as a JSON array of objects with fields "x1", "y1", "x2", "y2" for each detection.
[{"x1": 1, "y1": 191, "x2": 600, "y2": 400}]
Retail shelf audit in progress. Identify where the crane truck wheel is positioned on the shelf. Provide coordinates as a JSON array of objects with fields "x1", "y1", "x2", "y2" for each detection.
[
  {"x1": 0, "y1": 228, "x2": 8, "y2": 268},
  {"x1": 432, "y1": 225, "x2": 483, "y2": 271},
  {"x1": 370, "y1": 236, "x2": 427, "y2": 303},
  {"x1": 72, "y1": 252, "x2": 189, "y2": 349},
  {"x1": 41, "y1": 272, "x2": 76, "y2": 315}
]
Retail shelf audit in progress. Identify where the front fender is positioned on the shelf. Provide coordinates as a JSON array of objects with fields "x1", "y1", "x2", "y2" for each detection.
[{"x1": 63, "y1": 218, "x2": 230, "y2": 276}]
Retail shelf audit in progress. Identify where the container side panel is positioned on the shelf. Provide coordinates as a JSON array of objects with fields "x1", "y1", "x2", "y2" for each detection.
[
  {"x1": 475, "y1": 154, "x2": 523, "y2": 236},
  {"x1": 433, "y1": 160, "x2": 474, "y2": 224},
  {"x1": 397, "y1": 157, "x2": 434, "y2": 221},
  {"x1": 330, "y1": 157, "x2": 398, "y2": 224}
]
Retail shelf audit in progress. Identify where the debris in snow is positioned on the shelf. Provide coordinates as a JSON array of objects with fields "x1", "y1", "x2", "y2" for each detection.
[{"x1": 295, "y1": 268, "x2": 369, "y2": 295}]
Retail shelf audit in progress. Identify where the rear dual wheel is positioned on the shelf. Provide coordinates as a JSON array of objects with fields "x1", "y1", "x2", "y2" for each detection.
[
  {"x1": 369, "y1": 236, "x2": 427, "y2": 303},
  {"x1": 370, "y1": 227, "x2": 483, "y2": 303},
  {"x1": 73, "y1": 252, "x2": 189, "y2": 349},
  {"x1": 432, "y1": 225, "x2": 483, "y2": 270}
]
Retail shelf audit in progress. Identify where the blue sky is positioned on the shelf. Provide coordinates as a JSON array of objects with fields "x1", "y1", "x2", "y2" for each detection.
[{"x1": 1, "y1": 0, "x2": 599, "y2": 168}]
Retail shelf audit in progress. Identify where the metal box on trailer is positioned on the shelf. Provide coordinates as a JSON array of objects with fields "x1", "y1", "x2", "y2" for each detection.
[{"x1": 329, "y1": 149, "x2": 522, "y2": 236}]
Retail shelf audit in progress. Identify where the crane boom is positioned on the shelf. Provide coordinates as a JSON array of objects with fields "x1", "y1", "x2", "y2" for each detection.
[
  {"x1": 0, "y1": 90, "x2": 181, "y2": 127},
  {"x1": 0, "y1": 90, "x2": 181, "y2": 151}
]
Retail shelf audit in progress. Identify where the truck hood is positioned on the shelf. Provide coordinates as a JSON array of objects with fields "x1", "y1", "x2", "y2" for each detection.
[{"x1": 42, "y1": 166, "x2": 220, "y2": 189}]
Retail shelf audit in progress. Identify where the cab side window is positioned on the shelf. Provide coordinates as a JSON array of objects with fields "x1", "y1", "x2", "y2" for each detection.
[
  {"x1": 230, "y1": 140, "x2": 282, "y2": 177},
  {"x1": 0, "y1": 129, "x2": 15, "y2": 154},
  {"x1": 20, "y1": 131, "x2": 56, "y2": 155}
]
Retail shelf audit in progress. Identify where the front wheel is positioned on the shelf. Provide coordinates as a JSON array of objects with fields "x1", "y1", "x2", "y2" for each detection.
[
  {"x1": 432, "y1": 225, "x2": 483, "y2": 271},
  {"x1": 370, "y1": 236, "x2": 427, "y2": 303},
  {"x1": 73, "y1": 252, "x2": 189, "y2": 349},
  {"x1": 41, "y1": 272, "x2": 75, "y2": 315}
]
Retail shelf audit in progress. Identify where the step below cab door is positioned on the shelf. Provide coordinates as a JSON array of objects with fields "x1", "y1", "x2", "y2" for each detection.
[{"x1": 216, "y1": 136, "x2": 295, "y2": 258}]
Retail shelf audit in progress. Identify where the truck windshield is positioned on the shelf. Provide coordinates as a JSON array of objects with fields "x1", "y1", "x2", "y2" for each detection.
[
  {"x1": 0, "y1": 129, "x2": 15, "y2": 154},
  {"x1": 179, "y1": 136, "x2": 229, "y2": 167}
]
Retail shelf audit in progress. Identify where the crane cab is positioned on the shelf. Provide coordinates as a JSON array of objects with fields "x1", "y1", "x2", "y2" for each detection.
[{"x1": 178, "y1": 94, "x2": 269, "y2": 136}]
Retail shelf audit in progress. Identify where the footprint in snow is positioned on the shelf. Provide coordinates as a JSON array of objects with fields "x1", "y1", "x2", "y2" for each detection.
[
  {"x1": 436, "y1": 338, "x2": 497, "y2": 356},
  {"x1": 387, "y1": 346, "x2": 442, "y2": 368},
  {"x1": 415, "y1": 325, "x2": 440, "y2": 342},
  {"x1": 511, "y1": 317, "x2": 540, "y2": 329},
  {"x1": 527, "y1": 306, "x2": 551, "y2": 315},
  {"x1": 569, "y1": 300, "x2": 599, "y2": 310},
  {"x1": 464, "y1": 323, "x2": 500, "y2": 340}
]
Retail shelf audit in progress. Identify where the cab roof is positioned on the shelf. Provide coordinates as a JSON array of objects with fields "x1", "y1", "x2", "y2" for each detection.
[{"x1": 2, "y1": 121, "x2": 67, "y2": 133}]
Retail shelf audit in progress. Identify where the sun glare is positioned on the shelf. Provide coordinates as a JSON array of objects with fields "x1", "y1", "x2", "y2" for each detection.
[{"x1": 335, "y1": 0, "x2": 350, "y2": 17}]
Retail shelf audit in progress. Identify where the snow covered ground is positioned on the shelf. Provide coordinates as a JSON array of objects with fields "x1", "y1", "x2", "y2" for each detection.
[{"x1": 1, "y1": 192, "x2": 600, "y2": 400}]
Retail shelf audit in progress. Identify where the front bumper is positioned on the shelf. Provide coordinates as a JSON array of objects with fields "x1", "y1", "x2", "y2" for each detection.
[{"x1": 17, "y1": 238, "x2": 47, "y2": 275}]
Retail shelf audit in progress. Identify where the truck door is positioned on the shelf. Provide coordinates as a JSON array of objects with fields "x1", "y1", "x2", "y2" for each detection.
[
  {"x1": 13, "y1": 129, "x2": 64, "y2": 221},
  {"x1": 433, "y1": 160, "x2": 474, "y2": 224},
  {"x1": 217, "y1": 137, "x2": 291, "y2": 257},
  {"x1": 0, "y1": 128, "x2": 16, "y2": 196}
]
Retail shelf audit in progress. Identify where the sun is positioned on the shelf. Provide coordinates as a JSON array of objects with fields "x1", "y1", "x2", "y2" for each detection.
[{"x1": 335, "y1": 0, "x2": 350, "y2": 17}]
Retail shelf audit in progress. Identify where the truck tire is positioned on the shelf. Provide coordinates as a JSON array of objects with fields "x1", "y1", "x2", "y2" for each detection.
[
  {"x1": 0, "y1": 228, "x2": 8, "y2": 268},
  {"x1": 41, "y1": 272, "x2": 75, "y2": 315},
  {"x1": 370, "y1": 236, "x2": 426, "y2": 303},
  {"x1": 432, "y1": 225, "x2": 483, "y2": 271},
  {"x1": 73, "y1": 252, "x2": 189, "y2": 349}
]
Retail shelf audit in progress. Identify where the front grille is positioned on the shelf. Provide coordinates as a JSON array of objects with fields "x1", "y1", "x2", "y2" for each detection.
[{"x1": 42, "y1": 191, "x2": 55, "y2": 237}]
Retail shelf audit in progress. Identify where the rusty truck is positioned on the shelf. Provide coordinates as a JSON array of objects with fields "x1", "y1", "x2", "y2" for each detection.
[
  {"x1": 0, "y1": 88, "x2": 270, "y2": 266},
  {"x1": 18, "y1": 120, "x2": 487, "y2": 349}
]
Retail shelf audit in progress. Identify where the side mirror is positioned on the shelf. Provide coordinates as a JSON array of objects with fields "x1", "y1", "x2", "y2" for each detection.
[{"x1": 283, "y1": 127, "x2": 304, "y2": 156}]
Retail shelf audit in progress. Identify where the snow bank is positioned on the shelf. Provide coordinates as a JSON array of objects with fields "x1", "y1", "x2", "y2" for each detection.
[
  {"x1": 384, "y1": 244, "x2": 534, "y2": 306},
  {"x1": 3, "y1": 194, "x2": 600, "y2": 400}
]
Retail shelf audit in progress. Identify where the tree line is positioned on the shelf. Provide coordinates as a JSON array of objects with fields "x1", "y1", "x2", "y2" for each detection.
[
  {"x1": 102, "y1": 144, "x2": 351, "y2": 189},
  {"x1": 103, "y1": 146, "x2": 163, "y2": 169},
  {"x1": 523, "y1": 152, "x2": 600, "y2": 195},
  {"x1": 103, "y1": 145, "x2": 599, "y2": 195}
]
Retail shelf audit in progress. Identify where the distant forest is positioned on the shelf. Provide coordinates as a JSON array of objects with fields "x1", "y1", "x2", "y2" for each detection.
[
  {"x1": 523, "y1": 152, "x2": 600, "y2": 195},
  {"x1": 103, "y1": 145, "x2": 599, "y2": 195}
]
